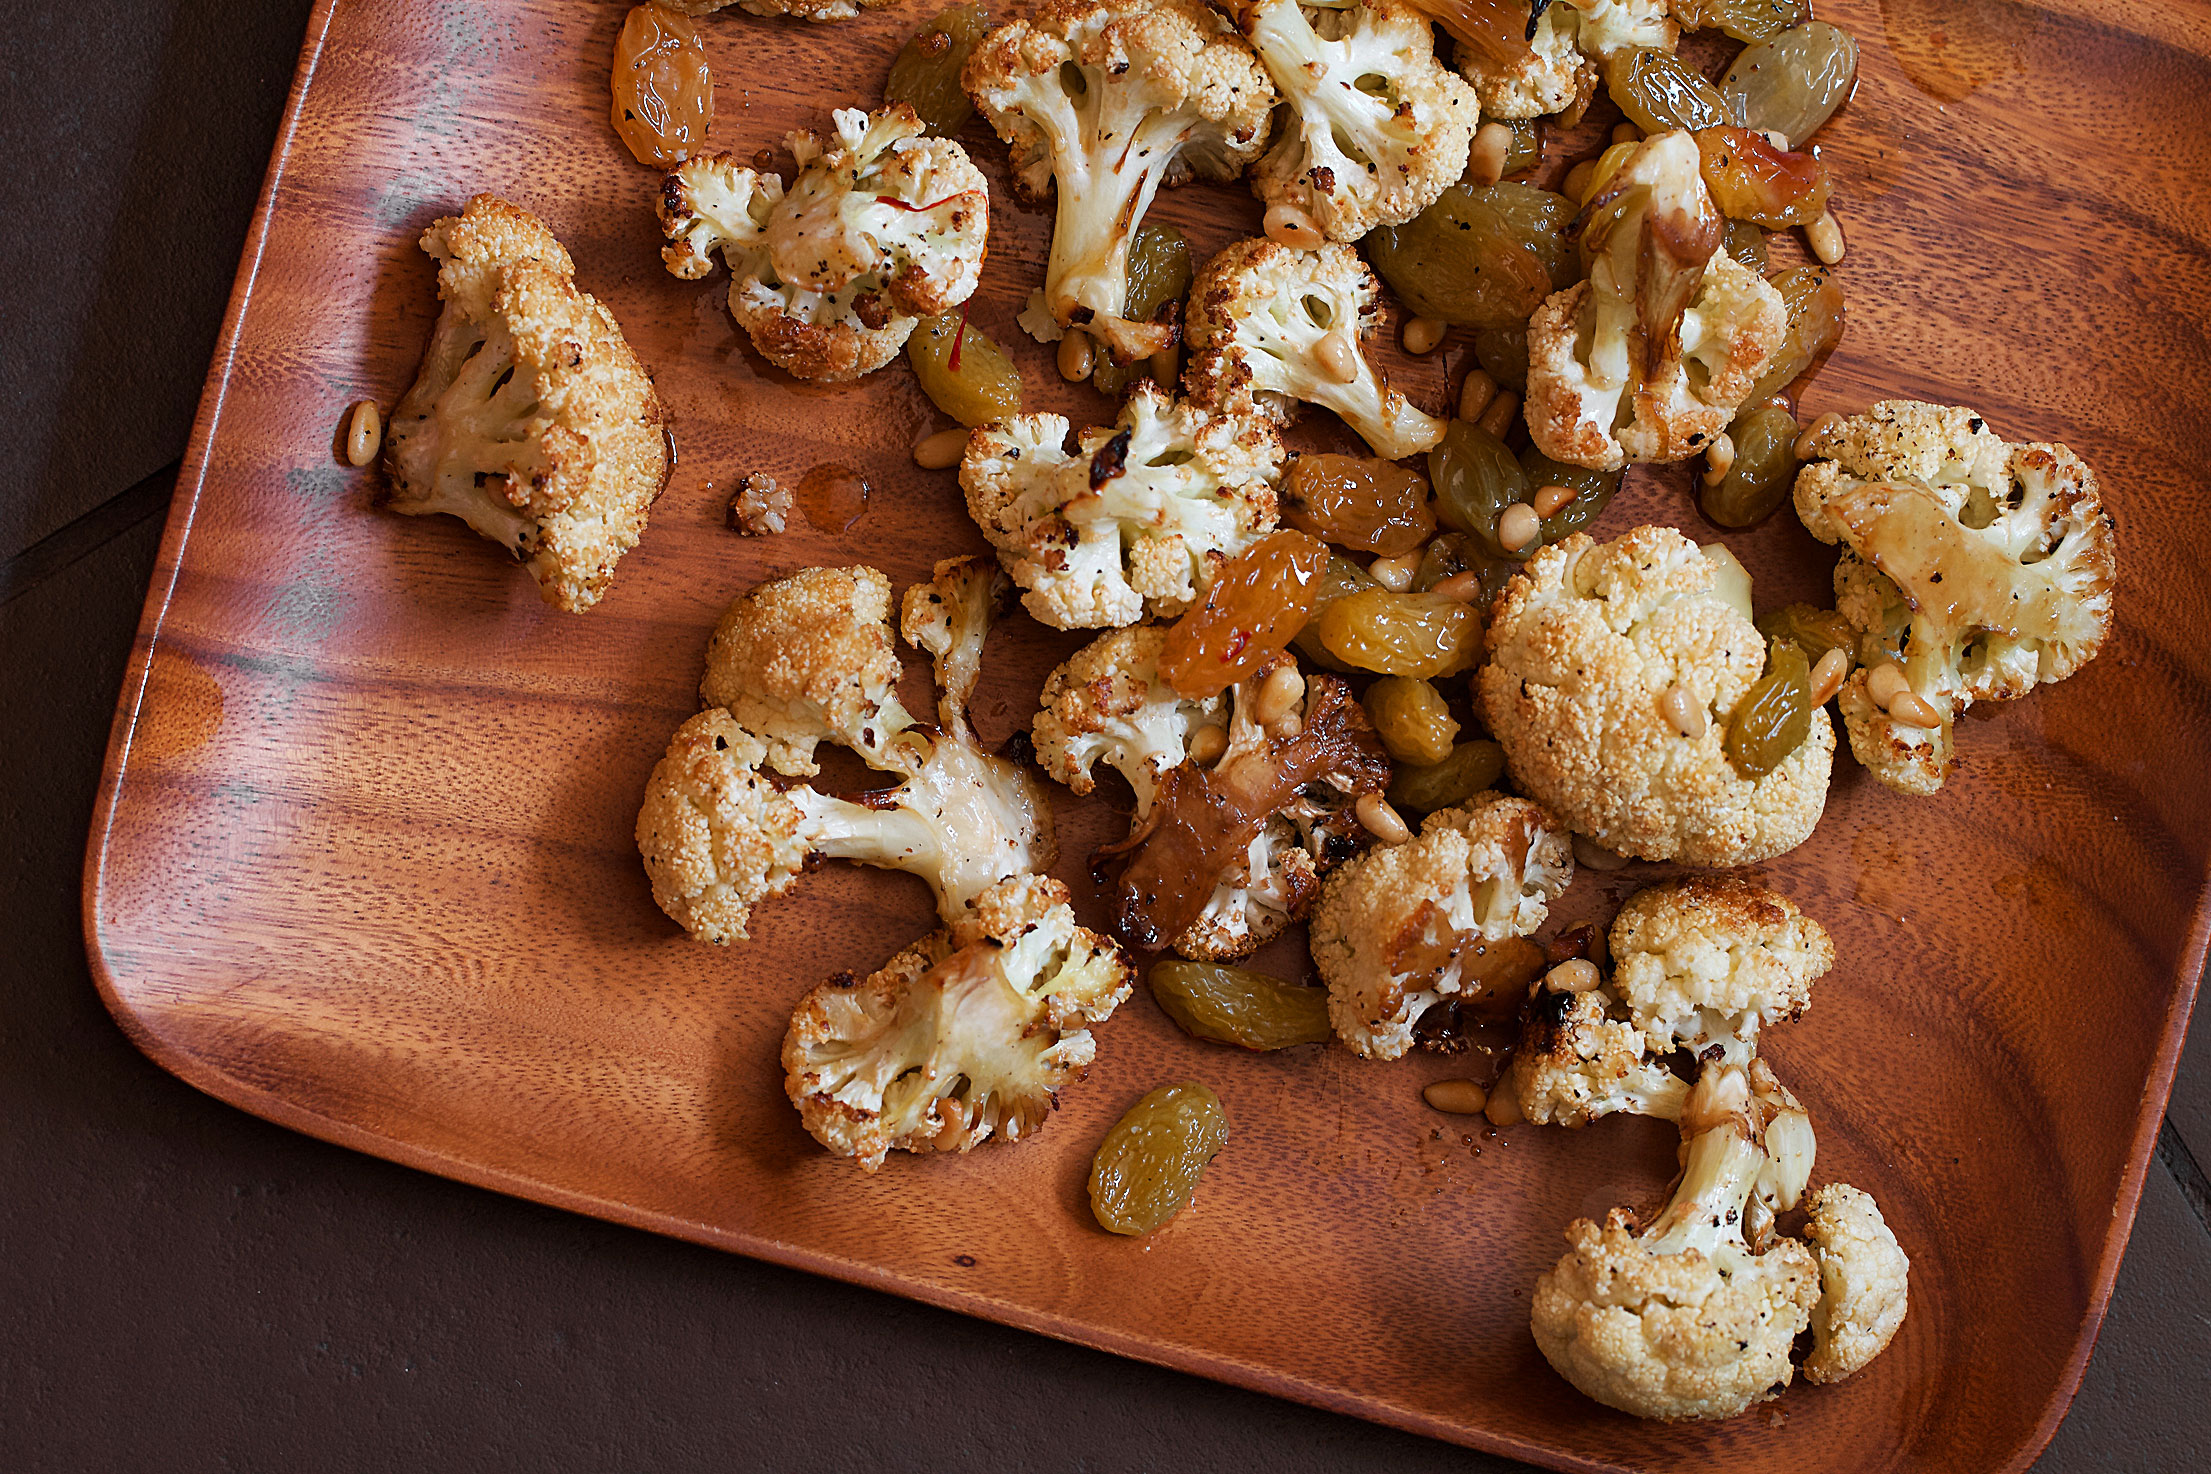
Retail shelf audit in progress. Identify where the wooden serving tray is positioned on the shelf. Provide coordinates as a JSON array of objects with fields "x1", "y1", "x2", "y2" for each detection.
[{"x1": 84, "y1": 2, "x2": 2211, "y2": 1469}]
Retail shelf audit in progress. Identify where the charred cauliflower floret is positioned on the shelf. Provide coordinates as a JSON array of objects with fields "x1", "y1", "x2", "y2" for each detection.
[
  {"x1": 1608, "y1": 877, "x2": 1834, "y2": 1065},
  {"x1": 1531, "y1": 1063, "x2": 1821, "y2": 1422},
  {"x1": 1234, "y1": 0, "x2": 1478, "y2": 243},
  {"x1": 782, "y1": 874, "x2": 1133, "y2": 1171},
  {"x1": 1453, "y1": 0, "x2": 1675, "y2": 119},
  {"x1": 1511, "y1": 978, "x2": 1690, "y2": 1128},
  {"x1": 672, "y1": 0, "x2": 890, "y2": 20},
  {"x1": 961, "y1": 382, "x2": 1284, "y2": 629},
  {"x1": 1032, "y1": 625, "x2": 1226, "y2": 810},
  {"x1": 1792, "y1": 400, "x2": 2119, "y2": 795},
  {"x1": 1185, "y1": 238, "x2": 1448, "y2": 460},
  {"x1": 382, "y1": 194, "x2": 670, "y2": 613},
  {"x1": 964, "y1": 0, "x2": 1274, "y2": 359},
  {"x1": 1526, "y1": 131, "x2": 1785, "y2": 471},
  {"x1": 659, "y1": 105, "x2": 988, "y2": 382},
  {"x1": 1478, "y1": 527, "x2": 1834, "y2": 865},
  {"x1": 1801, "y1": 1182, "x2": 1912, "y2": 1385},
  {"x1": 699, "y1": 565, "x2": 920, "y2": 777},
  {"x1": 633, "y1": 710, "x2": 813, "y2": 944},
  {"x1": 1309, "y1": 792, "x2": 1573, "y2": 1059}
]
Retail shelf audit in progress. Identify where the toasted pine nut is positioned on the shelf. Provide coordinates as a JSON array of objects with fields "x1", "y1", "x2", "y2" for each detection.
[
  {"x1": 1432, "y1": 569, "x2": 1484, "y2": 603},
  {"x1": 1793, "y1": 411, "x2": 1843, "y2": 462},
  {"x1": 1401, "y1": 315, "x2": 1448, "y2": 356},
  {"x1": 1057, "y1": 331, "x2": 1095, "y2": 382},
  {"x1": 1764, "y1": 129, "x2": 1792, "y2": 151},
  {"x1": 1572, "y1": 834, "x2": 1631, "y2": 871},
  {"x1": 1702, "y1": 432, "x2": 1736, "y2": 486},
  {"x1": 1546, "y1": 958, "x2": 1603, "y2": 994},
  {"x1": 1477, "y1": 388, "x2": 1520, "y2": 440},
  {"x1": 913, "y1": 427, "x2": 968, "y2": 469},
  {"x1": 1458, "y1": 368, "x2": 1499, "y2": 422},
  {"x1": 1497, "y1": 502, "x2": 1541, "y2": 553},
  {"x1": 1263, "y1": 203, "x2": 1325, "y2": 249},
  {"x1": 1660, "y1": 683, "x2": 1706, "y2": 740},
  {"x1": 1369, "y1": 553, "x2": 1418, "y2": 592},
  {"x1": 1805, "y1": 208, "x2": 1845, "y2": 264},
  {"x1": 1484, "y1": 1086, "x2": 1525, "y2": 1127},
  {"x1": 1188, "y1": 723, "x2": 1228, "y2": 765},
  {"x1": 1808, "y1": 647, "x2": 1849, "y2": 704},
  {"x1": 1252, "y1": 664, "x2": 1306, "y2": 727},
  {"x1": 1562, "y1": 160, "x2": 1596, "y2": 205},
  {"x1": 344, "y1": 399, "x2": 382, "y2": 466},
  {"x1": 1315, "y1": 332, "x2": 1360, "y2": 384},
  {"x1": 1423, "y1": 1079, "x2": 1488, "y2": 1115},
  {"x1": 1865, "y1": 662, "x2": 1910, "y2": 710},
  {"x1": 1355, "y1": 791, "x2": 1411, "y2": 845},
  {"x1": 1610, "y1": 121, "x2": 1641, "y2": 145},
  {"x1": 1269, "y1": 711, "x2": 1304, "y2": 739},
  {"x1": 1467, "y1": 122, "x2": 1512, "y2": 187},
  {"x1": 1532, "y1": 482, "x2": 1578, "y2": 518},
  {"x1": 1888, "y1": 690, "x2": 1945, "y2": 728},
  {"x1": 1149, "y1": 346, "x2": 1179, "y2": 389}
]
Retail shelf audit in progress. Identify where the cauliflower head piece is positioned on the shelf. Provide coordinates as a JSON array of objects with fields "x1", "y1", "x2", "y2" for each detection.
[
  {"x1": 1032, "y1": 625, "x2": 1228, "y2": 811},
  {"x1": 1608, "y1": 876, "x2": 1834, "y2": 1065},
  {"x1": 1185, "y1": 237, "x2": 1449, "y2": 460},
  {"x1": 1478, "y1": 526, "x2": 1834, "y2": 865},
  {"x1": 1310, "y1": 792, "x2": 1573, "y2": 1059},
  {"x1": 672, "y1": 0, "x2": 891, "y2": 20},
  {"x1": 1511, "y1": 978, "x2": 1690, "y2": 1128},
  {"x1": 782, "y1": 875, "x2": 1134, "y2": 1171},
  {"x1": 1801, "y1": 1182, "x2": 1911, "y2": 1385},
  {"x1": 1453, "y1": 0, "x2": 1675, "y2": 118},
  {"x1": 1526, "y1": 131, "x2": 1786, "y2": 471},
  {"x1": 382, "y1": 194, "x2": 670, "y2": 613},
  {"x1": 1793, "y1": 400, "x2": 2118, "y2": 795},
  {"x1": 961, "y1": 382, "x2": 1285, "y2": 629},
  {"x1": 1235, "y1": 0, "x2": 1479, "y2": 243},
  {"x1": 635, "y1": 710, "x2": 813, "y2": 944},
  {"x1": 659, "y1": 105, "x2": 988, "y2": 382},
  {"x1": 964, "y1": 0, "x2": 1275, "y2": 359}
]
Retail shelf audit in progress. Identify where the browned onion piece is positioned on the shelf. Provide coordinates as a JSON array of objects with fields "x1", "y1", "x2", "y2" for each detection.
[{"x1": 1402, "y1": 0, "x2": 1535, "y2": 67}]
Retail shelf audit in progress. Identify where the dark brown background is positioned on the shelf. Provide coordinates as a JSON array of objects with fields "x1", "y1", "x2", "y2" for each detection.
[{"x1": 5, "y1": 2, "x2": 2207, "y2": 1470}]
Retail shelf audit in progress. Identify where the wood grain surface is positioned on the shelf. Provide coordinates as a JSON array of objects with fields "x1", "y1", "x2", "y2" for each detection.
[{"x1": 82, "y1": 1, "x2": 2211, "y2": 1470}]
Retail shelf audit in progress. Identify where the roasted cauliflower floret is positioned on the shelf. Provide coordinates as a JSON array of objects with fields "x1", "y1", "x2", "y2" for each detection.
[
  {"x1": 1608, "y1": 877, "x2": 1834, "y2": 1065},
  {"x1": 634, "y1": 710, "x2": 812, "y2": 944},
  {"x1": 1511, "y1": 980, "x2": 1689, "y2": 1127},
  {"x1": 381, "y1": 194, "x2": 670, "y2": 613},
  {"x1": 781, "y1": 875, "x2": 1133, "y2": 1171},
  {"x1": 961, "y1": 382, "x2": 1285, "y2": 629},
  {"x1": 1793, "y1": 400, "x2": 2119, "y2": 795},
  {"x1": 1453, "y1": 0, "x2": 1675, "y2": 119},
  {"x1": 1235, "y1": 0, "x2": 1478, "y2": 243},
  {"x1": 1801, "y1": 1182, "x2": 1912, "y2": 1385},
  {"x1": 900, "y1": 554, "x2": 1011, "y2": 735},
  {"x1": 658, "y1": 105, "x2": 988, "y2": 382},
  {"x1": 1478, "y1": 527, "x2": 1835, "y2": 865},
  {"x1": 1185, "y1": 237, "x2": 1448, "y2": 460},
  {"x1": 1310, "y1": 792, "x2": 1573, "y2": 1058},
  {"x1": 1526, "y1": 131, "x2": 1785, "y2": 471},
  {"x1": 964, "y1": 0, "x2": 1274, "y2": 359},
  {"x1": 672, "y1": 0, "x2": 890, "y2": 20},
  {"x1": 1032, "y1": 626, "x2": 1226, "y2": 810},
  {"x1": 699, "y1": 565, "x2": 920, "y2": 778},
  {"x1": 1531, "y1": 1064, "x2": 1820, "y2": 1422}
]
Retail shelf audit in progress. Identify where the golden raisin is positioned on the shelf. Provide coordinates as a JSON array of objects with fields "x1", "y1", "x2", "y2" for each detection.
[
  {"x1": 1313, "y1": 590, "x2": 1480, "y2": 678},
  {"x1": 1363, "y1": 676, "x2": 1460, "y2": 765},
  {"x1": 610, "y1": 3, "x2": 713, "y2": 168},
  {"x1": 1388, "y1": 740, "x2": 1507, "y2": 814},
  {"x1": 1158, "y1": 531, "x2": 1328, "y2": 699},
  {"x1": 1089, "y1": 1083, "x2": 1230, "y2": 1236},
  {"x1": 1281, "y1": 454, "x2": 1436, "y2": 557},
  {"x1": 1151, "y1": 962, "x2": 1331, "y2": 1051}
]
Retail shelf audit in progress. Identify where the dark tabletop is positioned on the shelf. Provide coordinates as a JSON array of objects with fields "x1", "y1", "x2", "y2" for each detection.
[{"x1": 4, "y1": 4, "x2": 2207, "y2": 1470}]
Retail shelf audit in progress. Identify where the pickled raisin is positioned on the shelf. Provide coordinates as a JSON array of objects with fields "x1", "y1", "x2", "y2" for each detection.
[
  {"x1": 1518, "y1": 447, "x2": 1619, "y2": 544},
  {"x1": 1471, "y1": 327, "x2": 1529, "y2": 392},
  {"x1": 1314, "y1": 590, "x2": 1480, "y2": 678},
  {"x1": 1367, "y1": 184, "x2": 1575, "y2": 329},
  {"x1": 1095, "y1": 222, "x2": 1192, "y2": 397},
  {"x1": 1500, "y1": 117, "x2": 1543, "y2": 176},
  {"x1": 1388, "y1": 739, "x2": 1507, "y2": 814},
  {"x1": 885, "y1": 4, "x2": 991, "y2": 137},
  {"x1": 1159, "y1": 531, "x2": 1328, "y2": 699},
  {"x1": 907, "y1": 309, "x2": 1023, "y2": 426},
  {"x1": 1671, "y1": 0, "x2": 1805, "y2": 43},
  {"x1": 1694, "y1": 127, "x2": 1830, "y2": 229},
  {"x1": 1726, "y1": 641, "x2": 1813, "y2": 776},
  {"x1": 1743, "y1": 265, "x2": 1846, "y2": 406},
  {"x1": 1757, "y1": 604, "x2": 1859, "y2": 667},
  {"x1": 610, "y1": 3, "x2": 713, "y2": 168},
  {"x1": 1724, "y1": 219, "x2": 1769, "y2": 273},
  {"x1": 1364, "y1": 676, "x2": 1460, "y2": 765},
  {"x1": 1291, "y1": 553, "x2": 1378, "y2": 672},
  {"x1": 1282, "y1": 454, "x2": 1436, "y2": 556},
  {"x1": 1151, "y1": 962, "x2": 1331, "y2": 1051},
  {"x1": 1723, "y1": 22, "x2": 1860, "y2": 148},
  {"x1": 1089, "y1": 1083, "x2": 1230, "y2": 1236},
  {"x1": 1430, "y1": 420, "x2": 1532, "y2": 559},
  {"x1": 1699, "y1": 404, "x2": 1799, "y2": 527},
  {"x1": 1603, "y1": 48, "x2": 1743, "y2": 135},
  {"x1": 1410, "y1": 531, "x2": 1521, "y2": 606}
]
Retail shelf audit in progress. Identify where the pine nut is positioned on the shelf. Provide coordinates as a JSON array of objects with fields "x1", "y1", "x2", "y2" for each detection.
[
  {"x1": 1794, "y1": 411, "x2": 1843, "y2": 462},
  {"x1": 1431, "y1": 569, "x2": 1484, "y2": 603},
  {"x1": 913, "y1": 427, "x2": 968, "y2": 469},
  {"x1": 344, "y1": 399, "x2": 382, "y2": 466},
  {"x1": 1458, "y1": 368, "x2": 1499, "y2": 422},
  {"x1": 1865, "y1": 662, "x2": 1910, "y2": 710},
  {"x1": 1546, "y1": 959, "x2": 1602, "y2": 993},
  {"x1": 1315, "y1": 332, "x2": 1361, "y2": 384},
  {"x1": 1355, "y1": 792, "x2": 1411, "y2": 845},
  {"x1": 1477, "y1": 388, "x2": 1520, "y2": 440},
  {"x1": 1497, "y1": 502, "x2": 1541, "y2": 552},
  {"x1": 1188, "y1": 723, "x2": 1228, "y2": 765},
  {"x1": 1401, "y1": 316, "x2": 1448, "y2": 356},
  {"x1": 1572, "y1": 834, "x2": 1631, "y2": 871},
  {"x1": 1610, "y1": 121, "x2": 1641, "y2": 145},
  {"x1": 1888, "y1": 690, "x2": 1945, "y2": 728},
  {"x1": 1369, "y1": 553, "x2": 1418, "y2": 592},
  {"x1": 1467, "y1": 122, "x2": 1512, "y2": 187},
  {"x1": 1805, "y1": 208, "x2": 1845, "y2": 264},
  {"x1": 1269, "y1": 711, "x2": 1304, "y2": 739},
  {"x1": 1149, "y1": 346, "x2": 1179, "y2": 389},
  {"x1": 1660, "y1": 683, "x2": 1706, "y2": 740},
  {"x1": 1263, "y1": 203, "x2": 1324, "y2": 249},
  {"x1": 1702, "y1": 432, "x2": 1736, "y2": 486},
  {"x1": 1808, "y1": 647, "x2": 1849, "y2": 704},
  {"x1": 1057, "y1": 331, "x2": 1095, "y2": 381},
  {"x1": 1531, "y1": 482, "x2": 1577, "y2": 518},
  {"x1": 1252, "y1": 664, "x2": 1306, "y2": 727},
  {"x1": 1484, "y1": 1086, "x2": 1525, "y2": 1127},
  {"x1": 1562, "y1": 160, "x2": 1596, "y2": 205},
  {"x1": 1423, "y1": 1078, "x2": 1488, "y2": 1115}
]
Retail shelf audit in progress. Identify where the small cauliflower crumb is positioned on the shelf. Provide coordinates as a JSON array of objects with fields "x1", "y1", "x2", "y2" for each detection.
[{"x1": 725, "y1": 474, "x2": 791, "y2": 535}]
